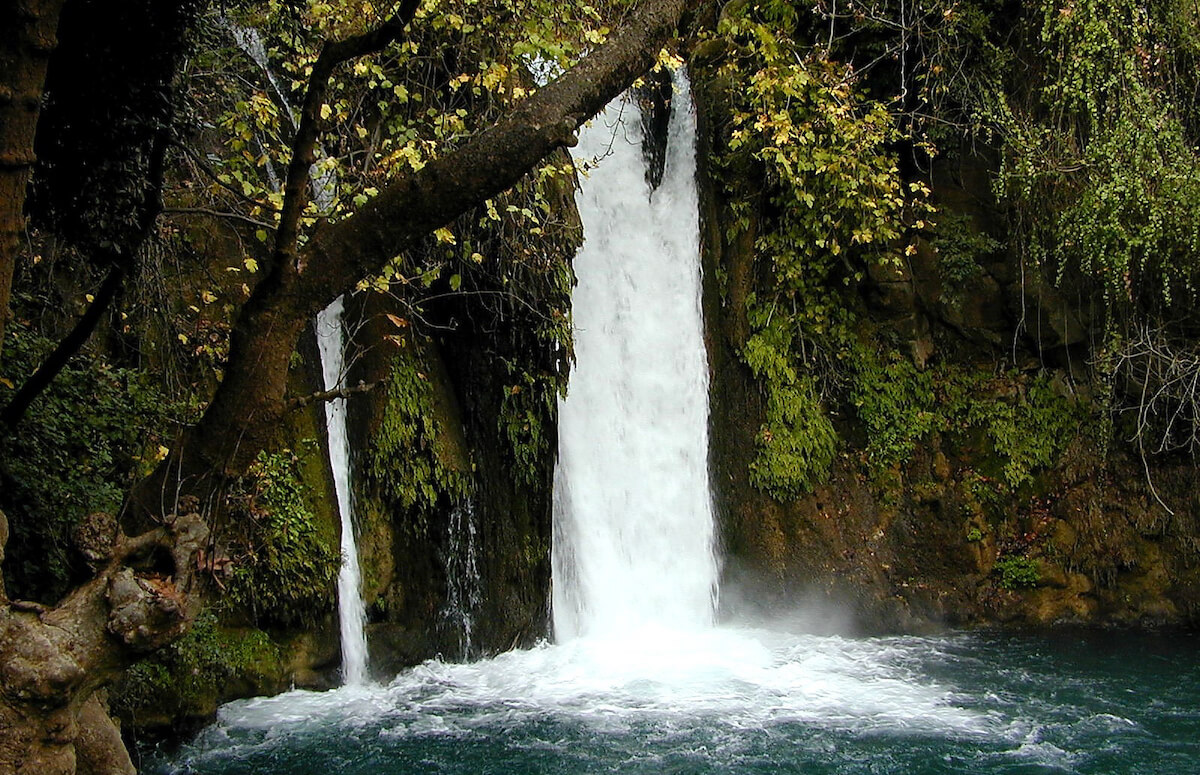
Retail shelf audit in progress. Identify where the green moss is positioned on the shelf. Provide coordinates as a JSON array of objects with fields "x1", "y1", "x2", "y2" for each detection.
[
  {"x1": 967, "y1": 377, "x2": 1084, "y2": 489},
  {"x1": 111, "y1": 612, "x2": 281, "y2": 721},
  {"x1": 499, "y1": 362, "x2": 560, "y2": 486},
  {"x1": 850, "y1": 351, "x2": 942, "y2": 469},
  {"x1": 521, "y1": 534, "x2": 549, "y2": 570},
  {"x1": 849, "y1": 346, "x2": 1086, "y2": 491},
  {"x1": 748, "y1": 374, "x2": 838, "y2": 496},
  {"x1": 931, "y1": 213, "x2": 1002, "y2": 304},
  {"x1": 223, "y1": 449, "x2": 339, "y2": 627},
  {"x1": 367, "y1": 341, "x2": 471, "y2": 530}
]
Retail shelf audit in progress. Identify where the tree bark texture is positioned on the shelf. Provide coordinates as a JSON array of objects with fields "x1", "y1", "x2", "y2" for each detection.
[
  {"x1": 0, "y1": 0, "x2": 66, "y2": 358},
  {"x1": 133, "y1": 0, "x2": 694, "y2": 517},
  {"x1": 0, "y1": 512, "x2": 208, "y2": 774}
]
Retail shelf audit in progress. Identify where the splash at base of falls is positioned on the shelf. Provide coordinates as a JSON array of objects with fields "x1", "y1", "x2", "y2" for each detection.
[{"x1": 148, "y1": 629, "x2": 1200, "y2": 775}]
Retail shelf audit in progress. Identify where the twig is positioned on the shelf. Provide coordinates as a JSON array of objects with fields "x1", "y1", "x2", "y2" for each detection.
[
  {"x1": 172, "y1": 140, "x2": 280, "y2": 213},
  {"x1": 285, "y1": 380, "x2": 379, "y2": 411},
  {"x1": 162, "y1": 206, "x2": 277, "y2": 231}
]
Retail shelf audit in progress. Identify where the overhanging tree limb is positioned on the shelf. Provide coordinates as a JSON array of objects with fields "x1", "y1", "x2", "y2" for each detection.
[
  {"x1": 131, "y1": 0, "x2": 694, "y2": 514},
  {"x1": 285, "y1": 380, "x2": 380, "y2": 411},
  {"x1": 300, "y1": 0, "x2": 693, "y2": 306}
]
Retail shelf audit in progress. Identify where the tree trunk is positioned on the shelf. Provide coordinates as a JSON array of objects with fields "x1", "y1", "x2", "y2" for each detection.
[
  {"x1": 0, "y1": 0, "x2": 66, "y2": 359},
  {"x1": 74, "y1": 693, "x2": 136, "y2": 775}
]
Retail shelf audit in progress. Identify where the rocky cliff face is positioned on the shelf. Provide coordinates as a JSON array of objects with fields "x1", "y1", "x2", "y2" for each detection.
[
  {"x1": 344, "y1": 292, "x2": 559, "y2": 675},
  {"x1": 691, "y1": 55, "x2": 1200, "y2": 632}
]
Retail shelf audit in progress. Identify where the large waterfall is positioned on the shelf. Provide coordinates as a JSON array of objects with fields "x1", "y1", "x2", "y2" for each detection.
[
  {"x1": 315, "y1": 298, "x2": 370, "y2": 685},
  {"x1": 552, "y1": 71, "x2": 718, "y2": 640}
]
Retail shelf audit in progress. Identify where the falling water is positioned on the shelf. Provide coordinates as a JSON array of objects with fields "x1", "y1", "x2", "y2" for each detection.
[
  {"x1": 552, "y1": 70, "x2": 718, "y2": 639},
  {"x1": 442, "y1": 498, "x2": 482, "y2": 659},
  {"x1": 315, "y1": 297, "x2": 370, "y2": 685}
]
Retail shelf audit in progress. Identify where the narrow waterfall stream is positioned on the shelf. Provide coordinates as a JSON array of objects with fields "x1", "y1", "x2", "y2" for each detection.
[
  {"x1": 442, "y1": 498, "x2": 482, "y2": 660},
  {"x1": 315, "y1": 298, "x2": 370, "y2": 685},
  {"x1": 150, "y1": 71, "x2": 1200, "y2": 775}
]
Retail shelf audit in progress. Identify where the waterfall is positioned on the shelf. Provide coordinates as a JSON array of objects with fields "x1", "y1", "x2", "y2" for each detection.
[
  {"x1": 315, "y1": 297, "x2": 370, "y2": 685},
  {"x1": 160, "y1": 66, "x2": 1045, "y2": 775},
  {"x1": 552, "y1": 69, "x2": 718, "y2": 640},
  {"x1": 442, "y1": 498, "x2": 482, "y2": 660}
]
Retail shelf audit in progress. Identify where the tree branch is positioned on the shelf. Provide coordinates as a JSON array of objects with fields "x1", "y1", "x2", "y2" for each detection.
[
  {"x1": 272, "y1": 0, "x2": 421, "y2": 275},
  {"x1": 173, "y1": 139, "x2": 281, "y2": 213},
  {"x1": 162, "y1": 206, "x2": 277, "y2": 231},
  {"x1": 1, "y1": 262, "x2": 125, "y2": 431},
  {"x1": 297, "y1": 0, "x2": 692, "y2": 310},
  {"x1": 285, "y1": 380, "x2": 379, "y2": 411}
]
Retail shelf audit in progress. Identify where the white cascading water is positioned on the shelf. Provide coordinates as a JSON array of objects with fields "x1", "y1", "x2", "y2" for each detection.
[
  {"x1": 315, "y1": 297, "x2": 370, "y2": 686},
  {"x1": 552, "y1": 70, "x2": 718, "y2": 640},
  {"x1": 442, "y1": 498, "x2": 482, "y2": 659}
]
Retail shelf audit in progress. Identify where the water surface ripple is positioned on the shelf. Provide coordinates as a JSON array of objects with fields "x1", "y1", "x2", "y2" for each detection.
[{"x1": 149, "y1": 628, "x2": 1200, "y2": 775}]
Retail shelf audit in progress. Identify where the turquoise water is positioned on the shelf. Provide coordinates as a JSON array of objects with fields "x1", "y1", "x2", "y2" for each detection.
[{"x1": 146, "y1": 627, "x2": 1200, "y2": 774}]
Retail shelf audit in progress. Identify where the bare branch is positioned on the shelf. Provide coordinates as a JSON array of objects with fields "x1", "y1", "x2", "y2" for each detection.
[
  {"x1": 162, "y1": 206, "x2": 277, "y2": 231},
  {"x1": 172, "y1": 139, "x2": 280, "y2": 213},
  {"x1": 285, "y1": 380, "x2": 380, "y2": 411},
  {"x1": 1, "y1": 263, "x2": 125, "y2": 431}
]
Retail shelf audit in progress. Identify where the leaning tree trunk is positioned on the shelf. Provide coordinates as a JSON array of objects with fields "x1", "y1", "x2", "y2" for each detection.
[{"x1": 0, "y1": 0, "x2": 66, "y2": 358}]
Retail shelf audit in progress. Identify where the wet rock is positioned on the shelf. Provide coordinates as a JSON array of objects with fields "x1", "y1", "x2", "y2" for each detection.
[{"x1": 105, "y1": 570, "x2": 187, "y2": 652}]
